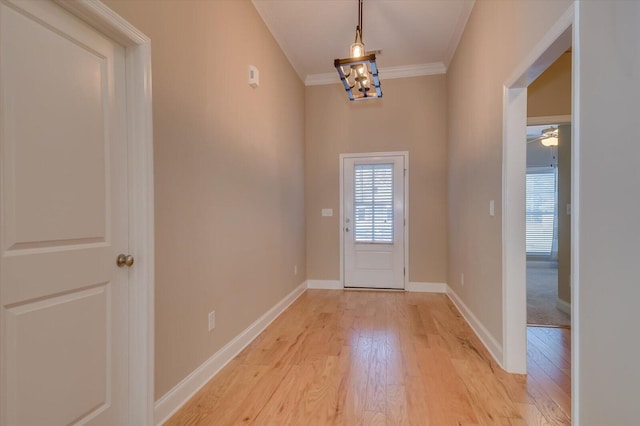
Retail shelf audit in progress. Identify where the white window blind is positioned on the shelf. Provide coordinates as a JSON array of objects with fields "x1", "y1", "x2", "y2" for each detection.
[
  {"x1": 354, "y1": 163, "x2": 394, "y2": 243},
  {"x1": 526, "y1": 168, "x2": 557, "y2": 256}
]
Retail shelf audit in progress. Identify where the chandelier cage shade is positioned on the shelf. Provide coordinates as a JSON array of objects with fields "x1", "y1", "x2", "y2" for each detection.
[{"x1": 334, "y1": 0, "x2": 382, "y2": 101}]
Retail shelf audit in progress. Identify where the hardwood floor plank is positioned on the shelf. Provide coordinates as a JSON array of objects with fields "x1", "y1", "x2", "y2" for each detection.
[
  {"x1": 419, "y1": 347, "x2": 479, "y2": 425},
  {"x1": 525, "y1": 373, "x2": 571, "y2": 425},
  {"x1": 527, "y1": 342, "x2": 571, "y2": 395},
  {"x1": 386, "y1": 384, "x2": 409, "y2": 425},
  {"x1": 510, "y1": 402, "x2": 551, "y2": 426},
  {"x1": 527, "y1": 329, "x2": 571, "y2": 374},
  {"x1": 250, "y1": 364, "x2": 306, "y2": 425},
  {"x1": 164, "y1": 290, "x2": 571, "y2": 425},
  {"x1": 363, "y1": 410, "x2": 386, "y2": 425},
  {"x1": 212, "y1": 365, "x2": 291, "y2": 425},
  {"x1": 404, "y1": 373, "x2": 432, "y2": 426},
  {"x1": 451, "y1": 357, "x2": 519, "y2": 423},
  {"x1": 527, "y1": 357, "x2": 571, "y2": 418}
]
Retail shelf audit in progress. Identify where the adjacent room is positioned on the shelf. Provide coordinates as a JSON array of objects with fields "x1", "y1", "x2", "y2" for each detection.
[
  {"x1": 1, "y1": 1, "x2": 639, "y2": 425},
  {"x1": 526, "y1": 50, "x2": 572, "y2": 329}
]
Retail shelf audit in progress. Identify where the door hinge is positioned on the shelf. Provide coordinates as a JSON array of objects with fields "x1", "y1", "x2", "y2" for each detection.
[
  {"x1": 404, "y1": 267, "x2": 406, "y2": 276},
  {"x1": 404, "y1": 169, "x2": 407, "y2": 177}
]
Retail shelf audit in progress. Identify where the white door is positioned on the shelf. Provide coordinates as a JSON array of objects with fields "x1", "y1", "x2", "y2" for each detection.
[
  {"x1": 343, "y1": 154, "x2": 406, "y2": 289},
  {"x1": 0, "y1": 1, "x2": 130, "y2": 424}
]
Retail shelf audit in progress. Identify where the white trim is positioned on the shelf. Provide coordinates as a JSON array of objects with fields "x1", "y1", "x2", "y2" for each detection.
[
  {"x1": 304, "y1": 72, "x2": 339, "y2": 86},
  {"x1": 379, "y1": 63, "x2": 446, "y2": 80},
  {"x1": 570, "y1": 5, "x2": 581, "y2": 422},
  {"x1": 52, "y1": 1, "x2": 155, "y2": 424},
  {"x1": 406, "y1": 282, "x2": 447, "y2": 293},
  {"x1": 306, "y1": 280, "x2": 343, "y2": 290},
  {"x1": 504, "y1": 6, "x2": 574, "y2": 88},
  {"x1": 502, "y1": 86, "x2": 528, "y2": 374},
  {"x1": 502, "y1": 3, "x2": 574, "y2": 376},
  {"x1": 153, "y1": 282, "x2": 307, "y2": 425},
  {"x1": 444, "y1": 0, "x2": 475, "y2": 67},
  {"x1": 339, "y1": 151, "x2": 409, "y2": 291},
  {"x1": 556, "y1": 298, "x2": 571, "y2": 317},
  {"x1": 446, "y1": 287, "x2": 504, "y2": 366},
  {"x1": 304, "y1": 72, "x2": 342, "y2": 86},
  {"x1": 304, "y1": 63, "x2": 446, "y2": 86},
  {"x1": 527, "y1": 115, "x2": 572, "y2": 126}
]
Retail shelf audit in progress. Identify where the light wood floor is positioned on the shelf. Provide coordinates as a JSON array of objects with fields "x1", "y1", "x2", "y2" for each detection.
[{"x1": 166, "y1": 290, "x2": 571, "y2": 425}]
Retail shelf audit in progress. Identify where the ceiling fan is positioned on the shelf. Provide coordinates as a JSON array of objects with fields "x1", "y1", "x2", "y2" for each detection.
[{"x1": 527, "y1": 126, "x2": 558, "y2": 146}]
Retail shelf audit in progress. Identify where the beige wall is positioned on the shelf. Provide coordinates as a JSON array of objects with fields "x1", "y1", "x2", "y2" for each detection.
[
  {"x1": 447, "y1": 0, "x2": 572, "y2": 343},
  {"x1": 103, "y1": 0, "x2": 306, "y2": 399},
  {"x1": 305, "y1": 76, "x2": 448, "y2": 284},
  {"x1": 527, "y1": 52, "x2": 572, "y2": 118},
  {"x1": 578, "y1": 2, "x2": 640, "y2": 423}
]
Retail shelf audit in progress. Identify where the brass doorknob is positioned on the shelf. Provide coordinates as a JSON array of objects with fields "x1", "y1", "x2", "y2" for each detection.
[{"x1": 117, "y1": 254, "x2": 134, "y2": 267}]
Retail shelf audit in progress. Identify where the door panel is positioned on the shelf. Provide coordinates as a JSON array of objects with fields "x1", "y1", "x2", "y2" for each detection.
[
  {"x1": 0, "y1": 1, "x2": 128, "y2": 424},
  {"x1": 6, "y1": 3, "x2": 107, "y2": 246},
  {"x1": 6, "y1": 286, "x2": 108, "y2": 425},
  {"x1": 343, "y1": 155, "x2": 405, "y2": 289}
]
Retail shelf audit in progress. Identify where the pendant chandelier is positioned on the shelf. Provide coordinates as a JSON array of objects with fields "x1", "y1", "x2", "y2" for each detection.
[{"x1": 334, "y1": 0, "x2": 382, "y2": 101}]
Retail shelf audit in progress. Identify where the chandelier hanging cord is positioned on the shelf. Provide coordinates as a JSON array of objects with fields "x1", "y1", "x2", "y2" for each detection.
[
  {"x1": 357, "y1": 0, "x2": 363, "y2": 40},
  {"x1": 333, "y1": 0, "x2": 382, "y2": 101}
]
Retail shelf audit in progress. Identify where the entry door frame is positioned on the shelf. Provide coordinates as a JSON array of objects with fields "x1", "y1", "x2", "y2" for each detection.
[
  {"x1": 340, "y1": 151, "x2": 409, "y2": 290},
  {"x1": 50, "y1": 1, "x2": 155, "y2": 424}
]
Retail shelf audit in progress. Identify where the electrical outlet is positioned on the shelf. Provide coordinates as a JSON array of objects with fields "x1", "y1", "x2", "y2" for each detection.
[
  {"x1": 208, "y1": 311, "x2": 216, "y2": 331},
  {"x1": 461, "y1": 273, "x2": 465, "y2": 286},
  {"x1": 294, "y1": 265, "x2": 298, "y2": 275}
]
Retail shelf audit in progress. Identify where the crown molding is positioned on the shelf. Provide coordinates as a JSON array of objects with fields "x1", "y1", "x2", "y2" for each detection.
[
  {"x1": 445, "y1": 0, "x2": 476, "y2": 67},
  {"x1": 380, "y1": 63, "x2": 447, "y2": 80},
  {"x1": 304, "y1": 62, "x2": 447, "y2": 86}
]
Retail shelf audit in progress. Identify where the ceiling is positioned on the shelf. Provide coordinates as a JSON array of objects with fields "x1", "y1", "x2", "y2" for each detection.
[{"x1": 252, "y1": 0, "x2": 475, "y2": 85}]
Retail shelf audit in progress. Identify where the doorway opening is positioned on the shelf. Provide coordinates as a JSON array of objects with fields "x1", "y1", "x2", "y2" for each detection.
[
  {"x1": 502, "y1": 2, "x2": 578, "y2": 420},
  {"x1": 502, "y1": 2, "x2": 574, "y2": 369},
  {"x1": 526, "y1": 121, "x2": 571, "y2": 328}
]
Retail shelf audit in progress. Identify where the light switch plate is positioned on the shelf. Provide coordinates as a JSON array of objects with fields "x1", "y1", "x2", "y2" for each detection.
[
  {"x1": 248, "y1": 65, "x2": 259, "y2": 88},
  {"x1": 208, "y1": 311, "x2": 216, "y2": 331},
  {"x1": 322, "y1": 208, "x2": 333, "y2": 217},
  {"x1": 489, "y1": 200, "x2": 495, "y2": 217}
]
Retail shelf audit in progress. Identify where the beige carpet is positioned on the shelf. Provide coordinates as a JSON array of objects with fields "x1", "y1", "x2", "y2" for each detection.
[{"x1": 527, "y1": 262, "x2": 570, "y2": 327}]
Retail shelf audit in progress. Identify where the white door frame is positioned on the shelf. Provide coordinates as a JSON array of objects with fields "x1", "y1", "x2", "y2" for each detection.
[
  {"x1": 340, "y1": 151, "x2": 409, "y2": 290},
  {"x1": 52, "y1": 1, "x2": 155, "y2": 424},
  {"x1": 502, "y1": 1, "x2": 579, "y2": 422}
]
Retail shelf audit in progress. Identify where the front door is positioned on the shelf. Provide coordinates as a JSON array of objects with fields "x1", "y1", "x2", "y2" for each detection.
[
  {"x1": 0, "y1": 0, "x2": 129, "y2": 424},
  {"x1": 343, "y1": 154, "x2": 406, "y2": 289}
]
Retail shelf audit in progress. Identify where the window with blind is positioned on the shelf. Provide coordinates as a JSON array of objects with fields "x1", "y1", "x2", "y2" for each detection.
[
  {"x1": 526, "y1": 168, "x2": 557, "y2": 256},
  {"x1": 354, "y1": 163, "x2": 394, "y2": 243}
]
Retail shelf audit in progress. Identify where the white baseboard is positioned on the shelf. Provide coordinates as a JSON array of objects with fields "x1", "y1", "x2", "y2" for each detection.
[
  {"x1": 153, "y1": 281, "x2": 307, "y2": 425},
  {"x1": 406, "y1": 282, "x2": 448, "y2": 293},
  {"x1": 306, "y1": 279, "x2": 343, "y2": 290},
  {"x1": 446, "y1": 287, "x2": 504, "y2": 368},
  {"x1": 556, "y1": 297, "x2": 571, "y2": 317}
]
